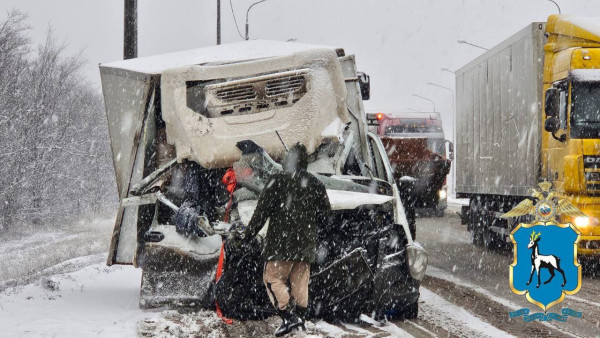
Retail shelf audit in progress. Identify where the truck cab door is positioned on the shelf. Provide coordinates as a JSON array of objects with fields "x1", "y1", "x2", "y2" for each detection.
[{"x1": 543, "y1": 81, "x2": 570, "y2": 190}]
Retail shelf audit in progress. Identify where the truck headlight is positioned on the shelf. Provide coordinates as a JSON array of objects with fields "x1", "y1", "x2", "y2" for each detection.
[
  {"x1": 439, "y1": 189, "x2": 447, "y2": 200},
  {"x1": 574, "y1": 216, "x2": 590, "y2": 228},
  {"x1": 406, "y1": 242, "x2": 428, "y2": 281}
]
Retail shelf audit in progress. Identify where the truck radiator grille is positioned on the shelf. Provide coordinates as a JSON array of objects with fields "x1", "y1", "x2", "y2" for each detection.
[
  {"x1": 215, "y1": 85, "x2": 257, "y2": 102},
  {"x1": 199, "y1": 69, "x2": 309, "y2": 118},
  {"x1": 580, "y1": 240, "x2": 600, "y2": 250},
  {"x1": 587, "y1": 183, "x2": 600, "y2": 192},
  {"x1": 266, "y1": 75, "x2": 305, "y2": 97}
]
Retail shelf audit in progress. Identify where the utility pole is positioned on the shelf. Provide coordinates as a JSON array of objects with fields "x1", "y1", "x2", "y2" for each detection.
[
  {"x1": 124, "y1": 0, "x2": 137, "y2": 59},
  {"x1": 217, "y1": 0, "x2": 221, "y2": 44}
]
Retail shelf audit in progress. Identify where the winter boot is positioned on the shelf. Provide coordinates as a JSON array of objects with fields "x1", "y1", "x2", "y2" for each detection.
[
  {"x1": 274, "y1": 307, "x2": 302, "y2": 337},
  {"x1": 295, "y1": 306, "x2": 308, "y2": 331}
]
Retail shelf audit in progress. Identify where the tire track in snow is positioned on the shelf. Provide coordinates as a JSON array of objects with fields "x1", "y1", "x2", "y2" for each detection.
[
  {"x1": 426, "y1": 266, "x2": 583, "y2": 338},
  {"x1": 419, "y1": 287, "x2": 516, "y2": 337},
  {"x1": 359, "y1": 314, "x2": 412, "y2": 337}
]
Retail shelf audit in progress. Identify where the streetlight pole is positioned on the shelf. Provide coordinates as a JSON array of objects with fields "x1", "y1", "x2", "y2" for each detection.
[
  {"x1": 217, "y1": 0, "x2": 221, "y2": 45},
  {"x1": 412, "y1": 94, "x2": 436, "y2": 112},
  {"x1": 441, "y1": 68, "x2": 455, "y2": 74},
  {"x1": 245, "y1": 0, "x2": 268, "y2": 40},
  {"x1": 548, "y1": 0, "x2": 561, "y2": 14},
  {"x1": 427, "y1": 83, "x2": 454, "y2": 118},
  {"x1": 457, "y1": 40, "x2": 488, "y2": 51},
  {"x1": 428, "y1": 82, "x2": 456, "y2": 197}
]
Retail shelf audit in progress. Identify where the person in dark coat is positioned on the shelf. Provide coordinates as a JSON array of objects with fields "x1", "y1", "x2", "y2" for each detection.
[{"x1": 245, "y1": 143, "x2": 330, "y2": 336}]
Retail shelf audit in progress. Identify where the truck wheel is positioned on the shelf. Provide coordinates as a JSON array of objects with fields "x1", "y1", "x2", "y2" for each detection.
[
  {"x1": 399, "y1": 301, "x2": 418, "y2": 319},
  {"x1": 482, "y1": 200, "x2": 496, "y2": 250},
  {"x1": 483, "y1": 222, "x2": 498, "y2": 250},
  {"x1": 382, "y1": 300, "x2": 419, "y2": 320},
  {"x1": 470, "y1": 199, "x2": 484, "y2": 246},
  {"x1": 460, "y1": 206, "x2": 469, "y2": 225}
]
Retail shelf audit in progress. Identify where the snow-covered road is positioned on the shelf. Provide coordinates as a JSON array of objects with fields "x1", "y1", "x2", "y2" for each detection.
[
  {"x1": 1, "y1": 212, "x2": 597, "y2": 337},
  {"x1": 0, "y1": 257, "x2": 515, "y2": 337}
]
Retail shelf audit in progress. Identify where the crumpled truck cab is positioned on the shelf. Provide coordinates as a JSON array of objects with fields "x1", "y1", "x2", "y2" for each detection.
[{"x1": 100, "y1": 40, "x2": 427, "y2": 318}]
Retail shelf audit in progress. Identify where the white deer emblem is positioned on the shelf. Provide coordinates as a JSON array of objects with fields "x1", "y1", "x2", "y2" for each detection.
[{"x1": 526, "y1": 231, "x2": 566, "y2": 288}]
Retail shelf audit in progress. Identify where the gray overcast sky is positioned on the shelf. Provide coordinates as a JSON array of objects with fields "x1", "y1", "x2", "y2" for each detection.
[{"x1": 2, "y1": 0, "x2": 600, "y2": 137}]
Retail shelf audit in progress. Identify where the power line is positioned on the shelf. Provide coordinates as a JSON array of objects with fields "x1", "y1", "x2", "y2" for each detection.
[{"x1": 229, "y1": 0, "x2": 245, "y2": 40}]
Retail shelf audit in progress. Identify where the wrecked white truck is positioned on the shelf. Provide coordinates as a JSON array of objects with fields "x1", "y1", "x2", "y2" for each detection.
[{"x1": 100, "y1": 40, "x2": 427, "y2": 320}]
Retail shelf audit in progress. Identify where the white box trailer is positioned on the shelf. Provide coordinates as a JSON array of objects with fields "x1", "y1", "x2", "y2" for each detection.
[
  {"x1": 455, "y1": 16, "x2": 600, "y2": 257},
  {"x1": 455, "y1": 23, "x2": 546, "y2": 198}
]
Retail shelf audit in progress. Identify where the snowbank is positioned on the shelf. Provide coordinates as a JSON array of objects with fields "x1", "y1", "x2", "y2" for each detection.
[{"x1": 0, "y1": 264, "x2": 152, "y2": 337}]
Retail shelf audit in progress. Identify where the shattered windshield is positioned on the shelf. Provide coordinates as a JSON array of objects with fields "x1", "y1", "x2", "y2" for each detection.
[{"x1": 571, "y1": 82, "x2": 600, "y2": 139}]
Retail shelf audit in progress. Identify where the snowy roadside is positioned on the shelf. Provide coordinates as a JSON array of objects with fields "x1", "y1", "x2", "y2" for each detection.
[
  {"x1": 0, "y1": 215, "x2": 114, "y2": 291},
  {"x1": 0, "y1": 263, "x2": 153, "y2": 337}
]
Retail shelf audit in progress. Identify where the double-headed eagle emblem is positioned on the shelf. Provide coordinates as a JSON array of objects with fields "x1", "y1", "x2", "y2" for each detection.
[{"x1": 501, "y1": 181, "x2": 587, "y2": 223}]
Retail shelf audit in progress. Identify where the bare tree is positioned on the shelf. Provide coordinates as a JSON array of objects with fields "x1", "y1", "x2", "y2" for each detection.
[{"x1": 0, "y1": 10, "x2": 115, "y2": 231}]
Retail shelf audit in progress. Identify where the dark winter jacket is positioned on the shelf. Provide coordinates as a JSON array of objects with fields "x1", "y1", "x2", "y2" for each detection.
[{"x1": 245, "y1": 144, "x2": 330, "y2": 263}]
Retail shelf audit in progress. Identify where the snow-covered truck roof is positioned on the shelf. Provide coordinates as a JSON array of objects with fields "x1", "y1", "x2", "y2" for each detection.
[
  {"x1": 100, "y1": 40, "x2": 343, "y2": 74},
  {"x1": 546, "y1": 15, "x2": 600, "y2": 45},
  {"x1": 100, "y1": 40, "x2": 352, "y2": 197}
]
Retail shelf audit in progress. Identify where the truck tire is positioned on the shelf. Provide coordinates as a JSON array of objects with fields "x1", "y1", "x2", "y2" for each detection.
[
  {"x1": 470, "y1": 198, "x2": 484, "y2": 246},
  {"x1": 399, "y1": 301, "x2": 418, "y2": 320},
  {"x1": 460, "y1": 206, "x2": 469, "y2": 225},
  {"x1": 482, "y1": 200, "x2": 498, "y2": 250}
]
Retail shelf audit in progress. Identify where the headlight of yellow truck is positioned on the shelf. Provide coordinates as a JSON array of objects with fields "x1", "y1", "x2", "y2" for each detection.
[{"x1": 574, "y1": 216, "x2": 590, "y2": 228}]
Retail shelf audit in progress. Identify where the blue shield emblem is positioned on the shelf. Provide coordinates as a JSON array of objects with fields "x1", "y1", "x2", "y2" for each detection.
[{"x1": 510, "y1": 223, "x2": 581, "y2": 312}]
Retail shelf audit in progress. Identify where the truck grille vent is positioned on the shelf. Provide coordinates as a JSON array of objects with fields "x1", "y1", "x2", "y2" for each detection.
[
  {"x1": 200, "y1": 69, "x2": 309, "y2": 118},
  {"x1": 587, "y1": 183, "x2": 600, "y2": 192},
  {"x1": 266, "y1": 75, "x2": 305, "y2": 97},
  {"x1": 215, "y1": 85, "x2": 257, "y2": 102}
]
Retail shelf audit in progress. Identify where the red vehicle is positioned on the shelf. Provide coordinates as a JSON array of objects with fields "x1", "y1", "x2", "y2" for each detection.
[{"x1": 368, "y1": 112, "x2": 453, "y2": 217}]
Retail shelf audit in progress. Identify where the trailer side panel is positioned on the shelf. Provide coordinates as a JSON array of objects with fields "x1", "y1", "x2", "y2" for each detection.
[{"x1": 456, "y1": 23, "x2": 546, "y2": 197}]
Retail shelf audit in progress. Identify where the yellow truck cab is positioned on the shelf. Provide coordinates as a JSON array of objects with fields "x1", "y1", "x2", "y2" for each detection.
[{"x1": 543, "y1": 15, "x2": 600, "y2": 255}]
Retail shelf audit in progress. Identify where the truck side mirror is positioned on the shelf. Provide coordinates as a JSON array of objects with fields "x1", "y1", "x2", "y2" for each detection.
[
  {"x1": 357, "y1": 71, "x2": 370, "y2": 100},
  {"x1": 545, "y1": 117, "x2": 567, "y2": 142},
  {"x1": 445, "y1": 140, "x2": 454, "y2": 161},
  {"x1": 545, "y1": 117, "x2": 559, "y2": 133},
  {"x1": 545, "y1": 88, "x2": 560, "y2": 118}
]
